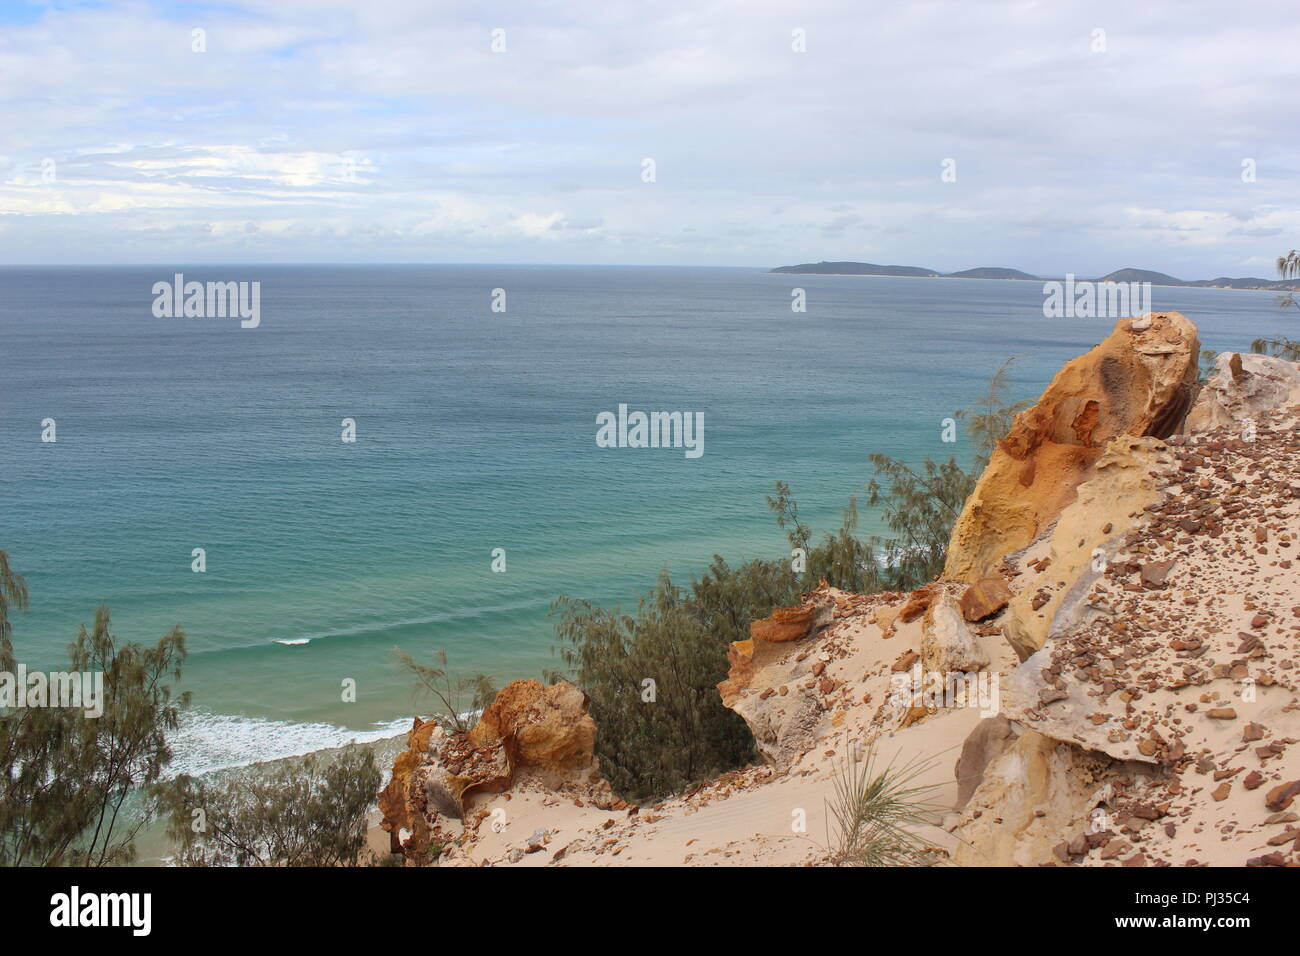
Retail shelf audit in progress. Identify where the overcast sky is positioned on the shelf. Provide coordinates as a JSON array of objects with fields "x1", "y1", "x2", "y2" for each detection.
[{"x1": 1, "y1": 0, "x2": 1297, "y2": 275}]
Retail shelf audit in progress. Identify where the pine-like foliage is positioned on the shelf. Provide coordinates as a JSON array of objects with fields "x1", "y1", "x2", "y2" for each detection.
[
  {"x1": 0, "y1": 568, "x2": 189, "y2": 866},
  {"x1": 0, "y1": 550, "x2": 28, "y2": 670},
  {"x1": 394, "y1": 647, "x2": 496, "y2": 732},
  {"x1": 865, "y1": 455, "x2": 974, "y2": 589},
  {"x1": 954, "y1": 356, "x2": 1032, "y2": 473},
  {"x1": 160, "y1": 744, "x2": 381, "y2": 866},
  {"x1": 826, "y1": 744, "x2": 943, "y2": 866}
]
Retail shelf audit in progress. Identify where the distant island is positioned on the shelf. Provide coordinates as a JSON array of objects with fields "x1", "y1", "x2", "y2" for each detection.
[{"x1": 770, "y1": 261, "x2": 1300, "y2": 291}]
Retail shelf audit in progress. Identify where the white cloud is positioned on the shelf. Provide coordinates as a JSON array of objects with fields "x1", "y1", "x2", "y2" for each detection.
[{"x1": 0, "y1": 0, "x2": 1297, "y2": 270}]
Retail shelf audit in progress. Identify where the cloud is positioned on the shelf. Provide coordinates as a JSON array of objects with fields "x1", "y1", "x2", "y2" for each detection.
[{"x1": 0, "y1": 0, "x2": 1297, "y2": 271}]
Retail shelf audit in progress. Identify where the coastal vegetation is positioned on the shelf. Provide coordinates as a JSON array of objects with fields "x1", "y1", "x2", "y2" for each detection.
[
  {"x1": 826, "y1": 745, "x2": 943, "y2": 867},
  {"x1": 1, "y1": 552, "x2": 381, "y2": 868},
  {"x1": 0, "y1": 565, "x2": 188, "y2": 866},
  {"x1": 394, "y1": 646, "x2": 496, "y2": 733},
  {"x1": 159, "y1": 745, "x2": 381, "y2": 867}
]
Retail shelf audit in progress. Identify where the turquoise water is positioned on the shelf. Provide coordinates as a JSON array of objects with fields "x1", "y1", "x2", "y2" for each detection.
[{"x1": 1, "y1": 265, "x2": 1290, "y2": 772}]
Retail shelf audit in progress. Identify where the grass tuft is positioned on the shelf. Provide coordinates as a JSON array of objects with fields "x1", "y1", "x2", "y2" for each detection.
[{"x1": 826, "y1": 742, "x2": 945, "y2": 867}]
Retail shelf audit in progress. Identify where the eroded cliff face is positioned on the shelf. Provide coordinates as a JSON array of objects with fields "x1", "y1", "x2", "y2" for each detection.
[
  {"x1": 374, "y1": 320, "x2": 1300, "y2": 867},
  {"x1": 716, "y1": 589, "x2": 840, "y2": 769},
  {"x1": 713, "y1": 333, "x2": 1299, "y2": 866}
]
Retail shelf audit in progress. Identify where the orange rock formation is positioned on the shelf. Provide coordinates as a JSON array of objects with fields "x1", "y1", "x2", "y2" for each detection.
[{"x1": 944, "y1": 312, "x2": 1199, "y2": 582}]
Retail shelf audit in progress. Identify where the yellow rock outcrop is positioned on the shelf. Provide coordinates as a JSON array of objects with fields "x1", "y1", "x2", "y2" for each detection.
[{"x1": 944, "y1": 312, "x2": 1199, "y2": 582}]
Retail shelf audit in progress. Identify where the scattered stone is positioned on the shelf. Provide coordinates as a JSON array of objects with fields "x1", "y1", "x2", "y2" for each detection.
[
  {"x1": 1140, "y1": 560, "x2": 1175, "y2": 588},
  {"x1": 1265, "y1": 780, "x2": 1300, "y2": 813},
  {"x1": 959, "y1": 577, "x2": 1013, "y2": 622}
]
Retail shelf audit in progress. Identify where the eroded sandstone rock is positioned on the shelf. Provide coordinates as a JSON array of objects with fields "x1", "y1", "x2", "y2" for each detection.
[
  {"x1": 748, "y1": 591, "x2": 835, "y2": 643},
  {"x1": 469, "y1": 678, "x2": 598, "y2": 782},
  {"x1": 378, "y1": 678, "x2": 605, "y2": 863},
  {"x1": 1184, "y1": 351, "x2": 1300, "y2": 434},
  {"x1": 920, "y1": 588, "x2": 989, "y2": 674},
  {"x1": 958, "y1": 576, "x2": 1012, "y2": 622},
  {"x1": 954, "y1": 728, "x2": 1129, "y2": 866},
  {"x1": 959, "y1": 400, "x2": 1300, "y2": 867},
  {"x1": 717, "y1": 587, "x2": 838, "y2": 768},
  {"x1": 1000, "y1": 435, "x2": 1177, "y2": 660},
  {"x1": 953, "y1": 715, "x2": 1014, "y2": 811},
  {"x1": 945, "y1": 312, "x2": 1199, "y2": 583}
]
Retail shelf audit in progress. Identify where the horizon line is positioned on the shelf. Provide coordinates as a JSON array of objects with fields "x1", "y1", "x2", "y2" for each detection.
[{"x1": 0, "y1": 259, "x2": 1283, "y2": 278}]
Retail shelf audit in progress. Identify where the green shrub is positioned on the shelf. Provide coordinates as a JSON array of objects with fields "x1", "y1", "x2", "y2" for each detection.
[{"x1": 552, "y1": 566, "x2": 763, "y2": 802}]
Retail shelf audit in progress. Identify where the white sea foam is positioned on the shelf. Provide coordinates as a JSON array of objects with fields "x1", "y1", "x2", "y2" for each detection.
[{"x1": 167, "y1": 709, "x2": 412, "y2": 778}]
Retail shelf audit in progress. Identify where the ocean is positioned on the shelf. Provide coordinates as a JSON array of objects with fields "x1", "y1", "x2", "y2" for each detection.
[{"x1": 0, "y1": 264, "x2": 1291, "y2": 775}]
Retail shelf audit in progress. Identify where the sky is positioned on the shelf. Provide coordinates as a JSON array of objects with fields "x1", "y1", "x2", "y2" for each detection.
[{"x1": 0, "y1": 0, "x2": 1297, "y2": 274}]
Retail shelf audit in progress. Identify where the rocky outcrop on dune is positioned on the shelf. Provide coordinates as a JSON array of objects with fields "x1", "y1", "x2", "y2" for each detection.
[
  {"x1": 1185, "y1": 350, "x2": 1300, "y2": 433},
  {"x1": 469, "y1": 678, "x2": 599, "y2": 782},
  {"x1": 716, "y1": 588, "x2": 840, "y2": 768},
  {"x1": 373, "y1": 319, "x2": 1300, "y2": 867},
  {"x1": 703, "y1": 333, "x2": 1298, "y2": 867},
  {"x1": 956, "y1": 353, "x2": 1300, "y2": 867},
  {"x1": 379, "y1": 580, "x2": 1016, "y2": 866},
  {"x1": 945, "y1": 312, "x2": 1199, "y2": 583},
  {"x1": 716, "y1": 582, "x2": 1007, "y2": 775},
  {"x1": 999, "y1": 435, "x2": 1179, "y2": 660},
  {"x1": 921, "y1": 588, "x2": 991, "y2": 674},
  {"x1": 378, "y1": 679, "x2": 612, "y2": 863}
]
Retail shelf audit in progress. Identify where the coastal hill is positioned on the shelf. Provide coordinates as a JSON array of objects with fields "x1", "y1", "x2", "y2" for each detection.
[
  {"x1": 377, "y1": 317, "x2": 1300, "y2": 867},
  {"x1": 772, "y1": 260, "x2": 1300, "y2": 291},
  {"x1": 1096, "y1": 267, "x2": 1184, "y2": 285}
]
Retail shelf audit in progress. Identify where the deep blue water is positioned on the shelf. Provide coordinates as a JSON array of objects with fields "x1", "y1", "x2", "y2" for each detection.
[{"x1": 0, "y1": 265, "x2": 1290, "y2": 772}]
